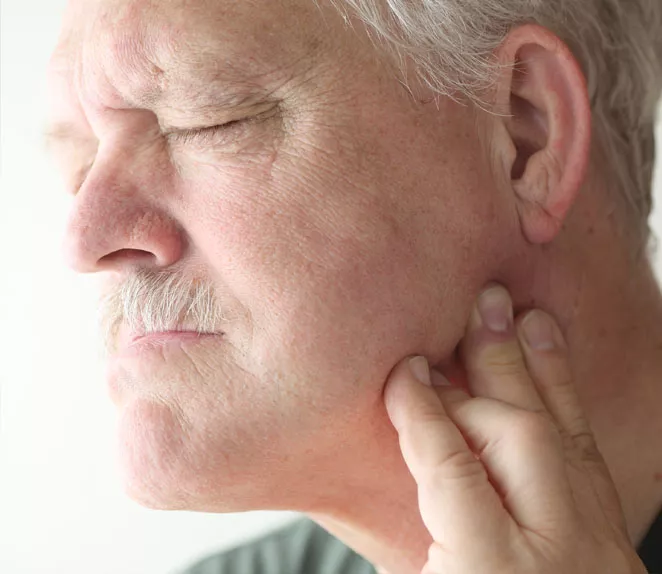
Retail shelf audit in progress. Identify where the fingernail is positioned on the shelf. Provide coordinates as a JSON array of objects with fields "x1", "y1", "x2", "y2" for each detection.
[
  {"x1": 477, "y1": 286, "x2": 513, "y2": 333},
  {"x1": 431, "y1": 370, "x2": 452, "y2": 387},
  {"x1": 521, "y1": 311, "x2": 555, "y2": 350},
  {"x1": 408, "y1": 356, "x2": 431, "y2": 386}
]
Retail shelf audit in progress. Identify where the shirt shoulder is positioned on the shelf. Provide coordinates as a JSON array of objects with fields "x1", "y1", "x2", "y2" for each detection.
[
  {"x1": 177, "y1": 519, "x2": 377, "y2": 574},
  {"x1": 638, "y1": 508, "x2": 662, "y2": 574}
]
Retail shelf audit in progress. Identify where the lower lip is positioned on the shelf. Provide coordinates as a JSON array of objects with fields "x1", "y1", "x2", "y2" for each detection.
[{"x1": 107, "y1": 332, "x2": 220, "y2": 404}]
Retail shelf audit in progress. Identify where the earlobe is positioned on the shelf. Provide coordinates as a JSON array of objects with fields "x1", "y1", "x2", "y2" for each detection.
[{"x1": 494, "y1": 25, "x2": 591, "y2": 245}]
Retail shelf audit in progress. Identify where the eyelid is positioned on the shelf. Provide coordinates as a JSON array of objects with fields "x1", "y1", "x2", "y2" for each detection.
[
  {"x1": 164, "y1": 103, "x2": 280, "y2": 146},
  {"x1": 166, "y1": 119, "x2": 243, "y2": 146}
]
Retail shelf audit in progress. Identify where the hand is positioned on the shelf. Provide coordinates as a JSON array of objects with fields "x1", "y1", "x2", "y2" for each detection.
[{"x1": 383, "y1": 284, "x2": 647, "y2": 574}]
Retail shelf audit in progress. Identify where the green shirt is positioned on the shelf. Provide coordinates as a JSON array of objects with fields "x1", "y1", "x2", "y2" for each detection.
[{"x1": 178, "y1": 519, "x2": 376, "y2": 574}]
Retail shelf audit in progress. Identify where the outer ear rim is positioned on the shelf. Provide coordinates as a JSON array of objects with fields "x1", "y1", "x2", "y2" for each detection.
[{"x1": 496, "y1": 24, "x2": 592, "y2": 245}]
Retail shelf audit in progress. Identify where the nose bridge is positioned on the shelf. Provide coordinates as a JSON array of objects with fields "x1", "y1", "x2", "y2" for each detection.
[{"x1": 63, "y1": 141, "x2": 184, "y2": 274}]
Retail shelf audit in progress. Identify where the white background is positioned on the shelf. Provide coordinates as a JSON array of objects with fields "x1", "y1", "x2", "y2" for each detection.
[{"x1": 1, "y1": 1, "x2": 661, "y2": 573}]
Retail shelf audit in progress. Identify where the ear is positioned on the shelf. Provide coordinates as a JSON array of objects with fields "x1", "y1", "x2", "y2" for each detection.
[{"x1": 491, "y1": 24, "x2": 591, "y2": 244}]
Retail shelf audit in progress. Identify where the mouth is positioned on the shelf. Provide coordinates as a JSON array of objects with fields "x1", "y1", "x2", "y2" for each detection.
[
  {"x1": 112, "y1": 321, "x2": 222, "y2": 354},
  {"x1": 110, "y1": 329, "x2": 222, "y2": 363}
]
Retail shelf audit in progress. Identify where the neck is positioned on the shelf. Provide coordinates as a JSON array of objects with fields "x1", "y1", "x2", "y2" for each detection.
[
  {"x1": 556, "y1": 254, "x2": 662, "y2": 545},
  {"x1": 306, "y1": 230, "x2": 662, "y2": 574}
]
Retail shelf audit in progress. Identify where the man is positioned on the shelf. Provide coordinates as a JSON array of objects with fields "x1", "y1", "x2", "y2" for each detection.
[{"x1": 45, "y1": 0, "x2": 662, "y2": 572}]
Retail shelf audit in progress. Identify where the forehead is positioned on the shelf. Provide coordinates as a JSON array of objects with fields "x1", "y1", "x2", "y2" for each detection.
[{"x1": 51, "y1": 0, "x2": 329, "y2": 111}]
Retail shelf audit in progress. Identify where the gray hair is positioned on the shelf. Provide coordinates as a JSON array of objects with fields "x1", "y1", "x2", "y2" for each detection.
[
  {"x1": 330, "y1": 0, "x2": 662, "y2": 250},
  {"x1": 98, "y1": 268, "x2": 233, "y2": 355}
]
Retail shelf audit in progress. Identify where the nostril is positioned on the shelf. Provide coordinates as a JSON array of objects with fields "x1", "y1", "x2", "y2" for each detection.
[{"x1": 98, "y1": 248, "x2": 158, "y2": 270}]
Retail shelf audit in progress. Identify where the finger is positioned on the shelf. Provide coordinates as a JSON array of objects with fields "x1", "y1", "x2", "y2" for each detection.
[
  {"x1": 462, "y1": 285, "x2": 547, "y2": 413},
  {"x1": 517, "y1": 310, "x2": 629, "y2": 534},
  {"x1": 435, "y1": 382, "x2": 575, "y2": 534},
  {"x1": 384, "y1": 356, "x2": 511, "y2": 551}
]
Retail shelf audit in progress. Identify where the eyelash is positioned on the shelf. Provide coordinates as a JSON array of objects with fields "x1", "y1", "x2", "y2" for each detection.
[
  {"x1": 168, "y1": 118, "x2": 245, "y2": 147},
  {"x1": 168, "y1": 106, "x2": 279, "y2": 147}
]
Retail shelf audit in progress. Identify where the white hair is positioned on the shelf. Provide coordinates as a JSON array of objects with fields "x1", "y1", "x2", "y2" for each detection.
[
  {"x1": 98, "y1": 269, "x2": 234, "y2": 355},
  {"x1": 330, "y1": 0, "x2": 662, "y2": 250}
]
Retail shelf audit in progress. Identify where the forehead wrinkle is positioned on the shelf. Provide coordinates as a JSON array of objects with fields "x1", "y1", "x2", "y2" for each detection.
[
  {"x1": 79, "y1": 8, "x2": 175, "y2": 111},
  {"x1": 52, "y1": 0, "x2": 343, "y2": 129},
  {"x1": 79, "y1": 14, "x2": 281, "y2": 116}
]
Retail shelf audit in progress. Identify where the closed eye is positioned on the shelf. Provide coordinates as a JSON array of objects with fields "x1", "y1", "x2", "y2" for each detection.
[
  {"x1": 164, "y1": 104, "x2": 280, "y2": 147},
  {"x1": 166, "y1": 119, "x2": 245, "y2": 146}
]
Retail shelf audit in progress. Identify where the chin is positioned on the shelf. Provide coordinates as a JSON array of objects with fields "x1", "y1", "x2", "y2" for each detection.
[
  {"x1": 113, "y1": 397, "x2": 235, "y2": 512},
  {"x1": 113, "y1": 398, "x2": 187, "y2": 507},
  {"x1": 112, "y1": 394, "x2": 288, "y2": 513}
]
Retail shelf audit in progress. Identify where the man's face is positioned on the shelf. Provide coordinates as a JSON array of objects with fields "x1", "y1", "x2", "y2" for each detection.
[{"x1": 48, "y1": 0, "x2": 511, "y2": 510}]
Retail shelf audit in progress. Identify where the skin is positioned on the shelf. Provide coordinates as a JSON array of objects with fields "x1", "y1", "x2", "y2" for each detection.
[
  {"x1": 383, "y1": 285, "x2": 647, "y2": 574},
  {"x1": 46, "y1": 0, "x2": 662, "y2": 573}
]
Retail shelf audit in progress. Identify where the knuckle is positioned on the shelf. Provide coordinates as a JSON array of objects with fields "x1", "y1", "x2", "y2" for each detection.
[
  {"x1": 544, "y1": 370, "x2": 575, "y2": 391},
  {"x1": 477, "y1": 342, "x2": 525, "y2": 376},
  {"x1": 569, "y1": 429, "x2": 596, "y2": 448},
  {"x1": 412, "y1": 406, "x2": 453, "y2": 428},
  {"x1": 428, "y1": 448, "x2": 486, "y2": 484},
  {"x1": 569, "y1": 430, "x2": 604, "y2": 464}
]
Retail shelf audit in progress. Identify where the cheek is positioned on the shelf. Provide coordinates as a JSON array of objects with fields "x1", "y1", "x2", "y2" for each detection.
[
  {"x1": 173, "y1": 109, "x2": 501, "y2": 404},
  {"x1": 175, "y1": 154, "x2": 420, "y2": 391}
]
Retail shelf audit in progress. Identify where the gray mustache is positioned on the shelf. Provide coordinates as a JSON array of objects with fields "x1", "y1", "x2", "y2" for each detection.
[{"x1": 98, "y1": 268, "x2": 229, "y2": 353}]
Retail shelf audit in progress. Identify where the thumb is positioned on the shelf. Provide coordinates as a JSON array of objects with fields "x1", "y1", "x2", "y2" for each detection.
[{"x1": 384, "y1": 356, "x2": 510, "y2": 554}]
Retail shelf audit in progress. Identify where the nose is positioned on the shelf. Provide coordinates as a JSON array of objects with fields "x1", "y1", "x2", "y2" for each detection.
[{"x1": 62, "y1": 150, "x2": 185, "y2": 274}]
